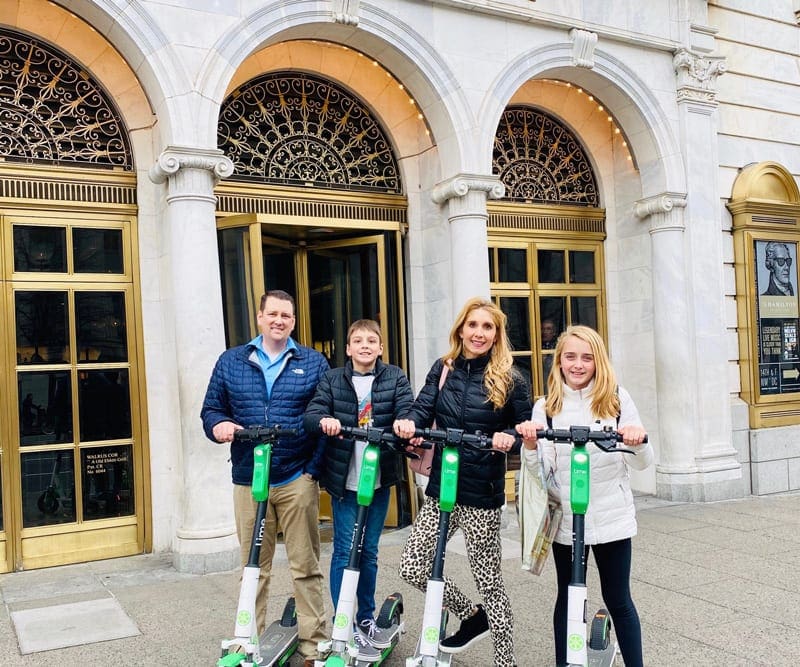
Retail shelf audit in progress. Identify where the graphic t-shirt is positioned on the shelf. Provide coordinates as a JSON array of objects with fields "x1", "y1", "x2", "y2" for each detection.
[{"x1": 346, "y1": 373, "x2": 380, "y2": 490}]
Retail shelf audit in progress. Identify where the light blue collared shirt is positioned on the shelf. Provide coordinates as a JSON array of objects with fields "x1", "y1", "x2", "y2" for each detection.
[{"x1": 249, "y1": 334, "x2": 297, "y2": 400}]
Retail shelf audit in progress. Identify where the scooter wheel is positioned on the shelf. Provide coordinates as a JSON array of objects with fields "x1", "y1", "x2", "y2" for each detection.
[
  {"x1": 280, "y1": 596, "x2": 297, "y2": 627},
  {"x1": 588, "y1": 608, "x2": 612, "y2": 651}
]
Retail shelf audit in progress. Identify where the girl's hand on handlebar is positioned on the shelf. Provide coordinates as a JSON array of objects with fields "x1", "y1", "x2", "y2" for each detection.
[
  {"x1": 618, "y1": 425, "x2": 647, "y2": 447},
  {"x1": 212, "y1": 420, "x2": 241, "y2": 443},
  {"x1": 491, "y1": 431, "x2": 516, "y2": 452},
  {"x1": 319, "y1": 417, "x2": 342, "y2": 436},
  {"x1": 515, "y1": 420, "x2": 544, "y2": 450}
]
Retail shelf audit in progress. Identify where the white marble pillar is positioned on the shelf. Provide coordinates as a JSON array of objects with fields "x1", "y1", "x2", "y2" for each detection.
[
  {"x1": 149, "y1": 146, "x2": 240, "y2": 572},
  {"x1": 431, "y1": 174, "x2": 505, "y2": 307}
]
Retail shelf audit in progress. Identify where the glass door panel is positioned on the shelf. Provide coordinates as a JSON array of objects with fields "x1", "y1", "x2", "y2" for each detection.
[{"x1": 307, "y1": 236, "x2": 386, "y2": 368}]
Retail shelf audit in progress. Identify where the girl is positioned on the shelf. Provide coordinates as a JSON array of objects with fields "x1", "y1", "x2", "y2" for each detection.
[{"x1": 517, "y1": 324, "x2": 653, "y2": 667}]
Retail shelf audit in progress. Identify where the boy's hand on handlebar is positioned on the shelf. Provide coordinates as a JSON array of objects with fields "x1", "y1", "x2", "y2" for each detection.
[
  {"x1": 491, "y1": 432, "x2": 516, "y2": 452},
  {"x1": 515, "y1": 420, "x2": 545, "y2": 450},
  {"x1": 319, "y1": 417, "x2": 342, "y2": 436},
  {"x1": 618, "y1": 425, "x2": 647, "y2": 447},
  {"x1": 212, "y1": 420, "x2": 241, "y2": 443}
]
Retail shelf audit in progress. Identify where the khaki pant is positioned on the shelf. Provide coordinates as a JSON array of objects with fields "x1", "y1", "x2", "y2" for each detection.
[{"x1": 233, "y1": 475, "x2": 327, "y2": 659}]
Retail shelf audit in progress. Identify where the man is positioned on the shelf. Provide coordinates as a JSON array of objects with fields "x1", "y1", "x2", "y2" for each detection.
[
  {"x1": 201, "y1": 290, "x2": 329, "y2": 666},
  {"x1": 541, "y1": 318, "x2": 559, "y2": 349},
  {"x1": 762, "y1": 241, "x2": 795, "y2": 296}
]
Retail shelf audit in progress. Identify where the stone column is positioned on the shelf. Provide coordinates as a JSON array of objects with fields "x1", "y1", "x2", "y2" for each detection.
[
  {"x1": 640, "y1": 47, "x2": 744, "y2": 500},
  {"x1": 149, "y1": 146, "x2": 239, "y2": 572},
  {"x1": 431, "y1": 174, "x2": 505, "y2": 307}
]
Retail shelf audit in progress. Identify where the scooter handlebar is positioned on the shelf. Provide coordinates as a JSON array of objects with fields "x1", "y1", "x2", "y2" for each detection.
[
  {"x1": 412, "y1": 427, "x2": 504, "y2": 451},
  {"x1": 338, "y1": 425, "x2": 432, "y2": 459},
  {"x1": 535, "y1": 426, "x2": 646, "y2": 453},
  {"x1": 233, "y1": 425, "x2": 299, "y2": 443}
]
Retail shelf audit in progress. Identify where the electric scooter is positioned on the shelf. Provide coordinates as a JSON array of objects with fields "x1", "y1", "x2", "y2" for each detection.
[
  {"x1": 535, "y1": 425, "x2": 646, "y2": 667},
  {"x1": 218, "y1": 426, "x2": 300, "y2": 667},
  {"x1": 404, "y1": 427, "x2": 494, "y2": 667},
  {"x1": 315, "y1": 425, "x2": 411, "y2": 667}
]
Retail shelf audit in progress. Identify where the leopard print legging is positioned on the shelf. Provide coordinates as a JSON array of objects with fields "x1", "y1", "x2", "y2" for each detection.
[{"x1": 399, "y1": 496, "x2": 516, "y2": 666}]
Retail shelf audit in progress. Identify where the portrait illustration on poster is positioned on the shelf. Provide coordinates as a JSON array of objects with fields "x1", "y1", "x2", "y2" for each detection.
[{"x1": 757, "y1": 240, "x2": 798, "y2": 319}]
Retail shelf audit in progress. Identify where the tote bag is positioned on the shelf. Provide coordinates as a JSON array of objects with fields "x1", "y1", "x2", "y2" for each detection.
[
  {"x1": 408, "y1": 363, "x2": 449, "y2": 477},
  {"x1": 519, "y1": 446, "x2": 560, "y2": 574}
]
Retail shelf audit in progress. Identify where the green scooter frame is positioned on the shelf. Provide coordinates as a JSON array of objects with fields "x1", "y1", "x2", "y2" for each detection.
[
  {"x1": 315, "y1": 425, "x2": 406, "y2": 667},
  {"x1": 536, "y1": 425, "x2": 644, "y2": 667},
  {"x1": 218, "y1": 426, "x2": 300, "y2": 667},
  {"x1": 404, "y1": 428, "x2": 493, "y2": 667}
]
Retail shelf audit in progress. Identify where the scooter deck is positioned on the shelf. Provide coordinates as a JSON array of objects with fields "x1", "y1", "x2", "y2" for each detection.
[{"x1": 259, "y1": 618, "x2": 299, "y2": 666}]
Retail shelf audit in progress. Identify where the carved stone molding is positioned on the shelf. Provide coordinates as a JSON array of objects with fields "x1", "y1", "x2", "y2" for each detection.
[
  {"x1": 150, "y1": 147, "x2": 234, "y2": 184},
  {"x1": 635, "y1": 192, "x2": 688, "y2": 232},
  {"x1": 569, "y1": 28, "x2": 598, "y2": 69},
  {"x1": 332, "y1": 0, "x2": 360, "y2": 25},
  {"x1": 431, "y1": 173, "x2": 505, "y2": 205},
  {"x1": 149, "y1": 147, "x2": 234, "y2": 204},
  {"x1": 673, "y1": 48, "x2": 726, "y2": 105}
]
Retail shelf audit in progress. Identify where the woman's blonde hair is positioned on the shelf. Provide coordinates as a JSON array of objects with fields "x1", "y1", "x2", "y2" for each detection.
[
  {"x1": 545, "y1": 324, "x2": 619, "y2": 419},
  {"x1": 444, "y1": 297, "x2": 516, "y2": 409}
]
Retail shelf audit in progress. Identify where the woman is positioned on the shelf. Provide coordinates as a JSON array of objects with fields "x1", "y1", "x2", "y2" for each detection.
[
  {"x1": 517, "y1": 325, "x2": 653, "y2": 667},
  {"x1": 394, "y1": 297, "x2": 531, "y2": 667}
]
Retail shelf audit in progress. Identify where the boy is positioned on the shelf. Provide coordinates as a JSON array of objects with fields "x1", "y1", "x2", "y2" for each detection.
[{"x1": 303, "y1": 319, "x2": 414, "y2": 659}]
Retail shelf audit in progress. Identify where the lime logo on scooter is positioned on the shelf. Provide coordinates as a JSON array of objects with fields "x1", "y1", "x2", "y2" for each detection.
[
  {"x1": 568, "y1": 634, "x2": 584, "y2": 651},
  {"x1": 423, "y1": 626, "x2": 439, "y2": 643},
  {"x1": 334, "y1": 612, "x2": 350, "y2": 629},
  {"x1": 237, "y1": 610, "x2": 252, "y2": 627}
]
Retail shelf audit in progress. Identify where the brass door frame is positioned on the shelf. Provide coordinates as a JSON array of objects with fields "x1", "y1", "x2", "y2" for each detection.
[{"x1": 1, "y1": 210, "x2": 148, "y2": 570}]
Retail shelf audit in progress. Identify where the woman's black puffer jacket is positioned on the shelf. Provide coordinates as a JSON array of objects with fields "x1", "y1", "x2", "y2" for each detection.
[{"x1": 401, "y1": 354, "x2": 531, "y2": 509}]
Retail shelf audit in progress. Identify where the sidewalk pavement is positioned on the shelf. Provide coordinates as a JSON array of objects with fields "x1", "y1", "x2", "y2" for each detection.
[{"x1": 1, "y1": 492, "x2": 799, "y2": 666}]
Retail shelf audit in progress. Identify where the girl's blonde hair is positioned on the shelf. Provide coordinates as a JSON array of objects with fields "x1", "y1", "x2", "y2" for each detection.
[
  {"x1": 545, "y1": 324, "x2": 619, "y2": 419},
  {"x1": 444, "y1": 297, "x2": 516, "y2": 409}
]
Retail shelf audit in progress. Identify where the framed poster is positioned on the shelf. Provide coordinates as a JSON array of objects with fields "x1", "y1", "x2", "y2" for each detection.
[{"x1": 755, "y1": 239, "x2": 800, "y2": 395}]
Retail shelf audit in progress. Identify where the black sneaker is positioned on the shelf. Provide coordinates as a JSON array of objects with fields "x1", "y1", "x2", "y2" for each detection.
[{"x1": 439, "y1": 605, "x2": 490, "y2": 654}]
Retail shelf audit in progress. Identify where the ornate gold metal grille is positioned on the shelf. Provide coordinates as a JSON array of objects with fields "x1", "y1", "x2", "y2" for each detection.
[
  {"x1": 0, "y1": 28, "x2": 133, "y2": 170},
  {"x1": 218, "y1": 72, "x2": 400, "y2": 194},
  {"x1": 493, "y1": 105, "x2": 598, "y2": 206}
]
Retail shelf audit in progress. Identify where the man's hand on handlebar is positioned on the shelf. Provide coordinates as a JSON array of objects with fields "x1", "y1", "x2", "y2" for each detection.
[
  {"x1": 515, "y1": 420, "x2": 545, "y2": 450},
  {"x1": 212, "y1": 420, "x2": 242, "y2": 443}
]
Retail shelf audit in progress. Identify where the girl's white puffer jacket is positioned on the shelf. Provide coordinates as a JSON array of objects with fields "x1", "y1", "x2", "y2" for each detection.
[{"x1": 525, "y1": 381, "x2": 654, "y2": 546}]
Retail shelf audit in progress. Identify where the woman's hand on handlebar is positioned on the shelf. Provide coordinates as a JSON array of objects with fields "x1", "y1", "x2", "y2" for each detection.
[
  {"x1": 393, "y1": 418, "x2": 423, "y2": 448},
  {"x1": 319, "y1": 417, "x2": 342, "y2": 436},
  {"x1": 491, "y1": 431, "x2": 516, "y2": 453},
  {"x1": 212, "y1": 420, "x2": 241, "y2": 443},
  {"x1": 618, "y1": 425, "x2": 647, "y2": 447},
  {"x1": 515, "y1": 420, "x2": 545, "y2": 450}
]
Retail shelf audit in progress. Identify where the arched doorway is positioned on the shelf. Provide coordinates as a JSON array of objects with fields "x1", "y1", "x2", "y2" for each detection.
[{"x1": 215, "y1": 70, "x2": 413, "y2": 524}]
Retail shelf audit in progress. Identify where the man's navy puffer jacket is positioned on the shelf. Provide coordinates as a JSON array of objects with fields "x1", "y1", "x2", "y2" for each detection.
[
  {"x1": 201, "y1": 340, "x2": 330, "y2": 485},
  {"x1": 400, "y1": 354, "x2": 532, "y2": 509}
]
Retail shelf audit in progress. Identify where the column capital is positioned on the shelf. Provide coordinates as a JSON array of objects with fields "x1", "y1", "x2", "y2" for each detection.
[
  {"x1": 431, "y1": 173, "x2": 505, "y2": 205},
  {"x1": 635, "y1": 192, "x2": 687, "y2": 218},
  {"x1": 150, "y1": 146, "x2": 234, "y2": 183},
  {"x1": 673, "y1": 48, "x2": 727, "y2": 106}
]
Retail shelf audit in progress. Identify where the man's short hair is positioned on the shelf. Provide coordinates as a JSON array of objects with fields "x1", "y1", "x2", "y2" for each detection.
[
  {"x1": 347, "y1": 319, "x2": 382, "y2": 343},
  {"x1": 259, "y1": 290, "x2": 295, "y2": 312},
  {"x1": 765, "y1": 241, "x2": 791, "y2": 269}
]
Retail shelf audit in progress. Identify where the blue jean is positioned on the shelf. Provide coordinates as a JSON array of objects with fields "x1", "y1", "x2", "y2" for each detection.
[{"x1": 330, "y1": 486, "x2": 391, "y2": 623}]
